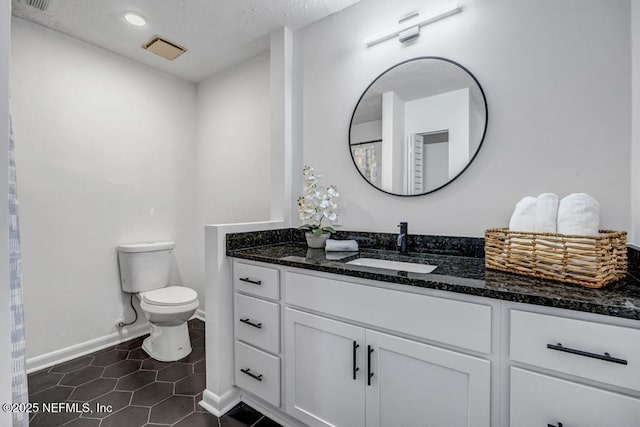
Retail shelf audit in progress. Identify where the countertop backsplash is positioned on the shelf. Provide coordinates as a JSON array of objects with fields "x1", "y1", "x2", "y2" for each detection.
[{"x1": 226, "y1": 227, "x2": 484, "y2": 258}]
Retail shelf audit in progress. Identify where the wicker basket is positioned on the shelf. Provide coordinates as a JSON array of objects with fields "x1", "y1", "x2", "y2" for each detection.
[{"x1": 485, "y1": 228, "x2": 627, "y2": 288}]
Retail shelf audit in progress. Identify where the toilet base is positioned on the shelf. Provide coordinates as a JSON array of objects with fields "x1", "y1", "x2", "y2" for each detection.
[{"x1": 142, "y1": 322, "x2": 192, "y2": 362}]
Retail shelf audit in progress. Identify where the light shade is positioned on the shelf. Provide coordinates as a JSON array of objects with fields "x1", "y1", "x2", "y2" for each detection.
[{"x1": 124, "y1": 12, "x2": 147, "y2": 27}]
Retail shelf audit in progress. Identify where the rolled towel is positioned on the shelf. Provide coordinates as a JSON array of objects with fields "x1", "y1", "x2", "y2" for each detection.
[
  {"x1": 534, "y1": 193, "x2": 559, "y2": 233},
  {"x1": 557, "y1": 193, "x2": 600, "y2": 235},
  {"x1": 509, "y1": 196, "x2": 537, "y2": 232},
  {"x1": 325, "y1": 239, "x2": 359, "y2": 252}
]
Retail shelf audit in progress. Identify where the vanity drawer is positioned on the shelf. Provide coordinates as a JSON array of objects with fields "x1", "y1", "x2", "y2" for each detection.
[
  {"x1": 235, "y1": 341, "x2": 280, "y2": 407},
  {"x1": 510, "y1": 310, "x2": 640, "y2": 390},
  {"x1": 234, "y1": 262, "x2": 280, "y2": 300},
  {"x1": 285, "y1": 272, "x2": 492, "y2": 354},
  {"x1": 511, "y1": 367, "x2": 640, "y2": 426},
  {"x1": 235, "y1": 293, "x2": 280, "y2": 354}
]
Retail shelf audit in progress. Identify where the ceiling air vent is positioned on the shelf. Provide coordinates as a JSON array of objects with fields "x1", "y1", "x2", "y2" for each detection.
[
  {"x1": 142, "y1": 36, "x2": 187, "y2": 61},
  {"x1": 25, "y1": 0, "x2": 51, "y2": 11}
]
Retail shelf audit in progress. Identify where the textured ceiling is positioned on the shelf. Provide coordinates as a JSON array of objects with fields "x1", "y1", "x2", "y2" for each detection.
[{"x1": 11, "y1": 0, "x2": 360, "y2": 82}]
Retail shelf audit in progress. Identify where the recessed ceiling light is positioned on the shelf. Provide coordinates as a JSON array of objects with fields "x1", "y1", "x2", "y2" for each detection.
[{"x1": 124, "y1": 12, "x2": 147, "y2": 27}]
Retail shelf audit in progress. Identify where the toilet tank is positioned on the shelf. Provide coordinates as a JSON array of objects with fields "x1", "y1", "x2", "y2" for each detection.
[{"x1": 117, "y1": 241, "x2": 175, "y2": 293}]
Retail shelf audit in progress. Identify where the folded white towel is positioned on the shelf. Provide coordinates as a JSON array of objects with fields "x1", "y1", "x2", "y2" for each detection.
[
  {"x1": 325, "y1": 252, "x2": 356, "y2": 261},
  {"x1": 557, "y1": 193, "x2": 600, "y2": 235},
  {"x1": 534, "y1": 193, "x2": 559, "y2": 233},
  {"x1": 509, "y1": 196, "x2": 537, "y2": 232},
  {"x1": 325, "y1": 239, "x2": 359, "y2": 252}
]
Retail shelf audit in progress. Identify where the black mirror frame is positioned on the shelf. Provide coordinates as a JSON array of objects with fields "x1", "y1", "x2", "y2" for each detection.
[{"x1": 348, "y1": 56, "x2": 489, "y2": 197}]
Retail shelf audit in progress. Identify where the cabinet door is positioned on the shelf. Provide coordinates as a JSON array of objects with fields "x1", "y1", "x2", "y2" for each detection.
[
  {"x1": 365, "y1": 330, "x2": 490, "y2": 427},
  {"x1": 511, "y1": 367, "x2": 640, "y2": 427},
  {"x1": 285, "y1": 308, "x2": 366, "y2": 427}
]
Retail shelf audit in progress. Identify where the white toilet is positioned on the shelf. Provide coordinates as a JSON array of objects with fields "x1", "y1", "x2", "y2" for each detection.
[{"x1": 117, "y1": 241, "x2": 199, "y2": 362}]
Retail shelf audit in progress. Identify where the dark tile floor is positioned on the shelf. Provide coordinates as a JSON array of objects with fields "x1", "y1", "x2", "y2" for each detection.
[{"x1": 27, "y1": 318, "x2": 281, "y2": 427}]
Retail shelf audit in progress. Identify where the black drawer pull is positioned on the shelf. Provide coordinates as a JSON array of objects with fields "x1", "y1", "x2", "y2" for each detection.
[
  {"x1": 239, "y1": 277, "x2": 262, "y2": 285},
  {"x1": 548, "y1": 423, "x2": 563, "y2": 427},
  {"x1": 239, "y1": 318, "x2": 262, "y2": 329},
  {"x1": 240, "y1": 368, "x2": 263, "y2": 382},
  {"x1": 353, "y1": 341, "x2": 360, "y2": 380},
  {"x1": 367, "y1": 345, "x2": 374, "y2": 386},
  {"x1": 547, "y1": 343, "x2": 628, "y2": 365}
]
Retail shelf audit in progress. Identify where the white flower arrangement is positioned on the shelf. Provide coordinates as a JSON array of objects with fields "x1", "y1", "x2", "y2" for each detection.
[{"x1": 297, "y1": 165, "x2": 339, "y2": 236}]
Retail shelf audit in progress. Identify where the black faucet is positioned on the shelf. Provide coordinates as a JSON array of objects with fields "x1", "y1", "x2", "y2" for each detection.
[{"x1": 397, "y1": 222, "x2": 408, "y2": 255}]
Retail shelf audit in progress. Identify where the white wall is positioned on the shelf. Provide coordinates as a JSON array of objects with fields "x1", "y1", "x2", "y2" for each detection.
[
  {"x1": 632, "y1": 0, "x2": 640, "y2": 246},
  {"x1": 1, "y1": 0, "x2": 11, "y2": 422},
  {"x1": 195, "y1": 52, "x2": 271, "y2": 293},
  {"x1": 11, "y1": 18, "x2": 198, "y2": 359},
  {"x1": 424, "y1": 141, "x2": 448, "y2": 190},
  {"x1": 351, "y1": 120, "x2": 381, "y2": 143},
  {"x1": 270, "y1": 28, "x2": 294, "y2": 226},
  {"x1": 405, "y1": 88, "x2": 470, "y2": 179},
  {"x1": 297, "y1": 0, "x2": 631, "y2": 236},
  {"x1": 381, "y1": 91, "x2": 405, "y2": 193}
]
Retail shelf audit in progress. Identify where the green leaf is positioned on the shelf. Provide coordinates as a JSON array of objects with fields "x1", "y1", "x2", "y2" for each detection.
[
  {"x1": 323, "y1": 226, "x2": 336, "y2": 234},
  {"x1": 312, "y1": 228, "x2": 324, "y2": 236}
]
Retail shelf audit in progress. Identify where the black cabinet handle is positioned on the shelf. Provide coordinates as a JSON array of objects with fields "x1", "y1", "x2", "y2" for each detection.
[
  {"x1": 367, "y1": 345, "x2": 374, "y2": 386},
  {"x1": 352, "y1": 341, "x2": 360, "y2": 380},
  {"x1": 547, "y1": 423, "x2": 563, "y2": 427},
  {"x1": 240, "y1": 368, "x2": 263, "y2": 382},
  {"x1": 239, "y1": 318, "x2": 262, "y2": 329},
  {"x1": 239, "y1": 277, "x2": 262, "y2": 285},
  {"x1": 547, "y1": 343, "x2": 628, "y2": 365}
]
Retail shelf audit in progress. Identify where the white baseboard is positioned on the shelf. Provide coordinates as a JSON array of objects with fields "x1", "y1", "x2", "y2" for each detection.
[
  {"x1": 200, "y1": 388, "x2": 241, "y2": 417},
  {"x1": 194, "y1": 309, "x2": 206, "y2": 321},
  {"x1": 29, "y1": 311, "x2": 205, "y2": 374},
  {"x1": 242, "y1": 394, "x2": 305, "y2": 427},
  {"x1": 26, "y1": 323, "x2": 150, "y2": 374}
]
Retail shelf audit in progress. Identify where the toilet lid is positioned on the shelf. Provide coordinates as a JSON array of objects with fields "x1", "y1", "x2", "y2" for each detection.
[{"x1": 141, "y1": 286, "x2": 198, "y2": 306}]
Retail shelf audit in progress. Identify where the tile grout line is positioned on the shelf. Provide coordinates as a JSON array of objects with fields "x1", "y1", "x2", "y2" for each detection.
[
  {"x1": 27, "y1": 320, "x2": 230, "y2": 427},
  {"x1": 250, "y1": 415, "x2": 266, "y2": 427}
]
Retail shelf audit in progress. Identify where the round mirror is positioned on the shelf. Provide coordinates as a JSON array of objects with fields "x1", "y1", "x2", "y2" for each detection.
[{"x1": 349, "y1": 57, "x2": 488, "y2": 196}]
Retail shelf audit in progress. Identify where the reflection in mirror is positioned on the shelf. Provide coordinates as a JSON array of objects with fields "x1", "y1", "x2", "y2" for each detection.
[{"x1": 349, "y1": 57, "x2": 487, "y2": 196}]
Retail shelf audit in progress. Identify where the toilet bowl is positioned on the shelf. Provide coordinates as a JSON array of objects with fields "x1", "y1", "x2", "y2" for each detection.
[
  {"x1": 138, "y1": 286, "x2": 199, "y2": 361},
  {"x1": 117, "y1": 241, "x2": 200, "y2": 362}
]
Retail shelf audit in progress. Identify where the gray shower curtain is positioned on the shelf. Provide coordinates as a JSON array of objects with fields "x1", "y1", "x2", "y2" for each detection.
[{"x1": 9, "y1": 115, "x2": 28, "y2": 427}]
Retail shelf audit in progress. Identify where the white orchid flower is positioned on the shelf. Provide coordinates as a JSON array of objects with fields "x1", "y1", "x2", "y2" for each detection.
[{"x1": 297, "y1": 166, "x2": 340, "y2": 235}]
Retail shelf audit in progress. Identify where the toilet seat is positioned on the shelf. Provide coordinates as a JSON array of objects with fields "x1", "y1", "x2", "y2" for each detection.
[{"x1": 141, "y1": 286, "x2": 198, "y2": 306}]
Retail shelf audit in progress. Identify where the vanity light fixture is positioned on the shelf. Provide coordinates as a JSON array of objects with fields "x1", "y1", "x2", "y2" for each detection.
[
  {"x1": 124, "y1": 12, "x2": 147, "y2": 27},
  {"x1": 364, "y1": 2, "x2": 461, "y2": 47}
]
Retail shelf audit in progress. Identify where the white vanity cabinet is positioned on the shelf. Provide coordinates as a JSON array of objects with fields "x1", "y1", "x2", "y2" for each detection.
[
  {"x1": 510, "y1": 368, "x2": 640, "y2": 427},
  {"x1": 508, "y1": 309, "x2": 640, "y2": 426},
  {"x1": 230, "y1": 258, "x2": 640, "y2": 426},
  {"x1": 283, "y1": 272, "x2": 491, "y2": 427},
  {"x1": 284, "y1": 309, "x2": 366, "y2": 427},
  {"x1": 232, "y1": 261, "x2": 282, "y2": 407},
  {"x1": 365, "y1": 329, "x2": 490, "y2": 427}
]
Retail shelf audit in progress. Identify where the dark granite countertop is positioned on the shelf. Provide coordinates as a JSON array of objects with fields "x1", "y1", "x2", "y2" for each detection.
[{"x1": 228, "y1": 240, "x2": 640, "y2": 321}]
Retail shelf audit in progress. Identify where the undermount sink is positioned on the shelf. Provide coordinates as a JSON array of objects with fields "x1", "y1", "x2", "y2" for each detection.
[{"x1": 346, "y1": 258, "x2": 437, "y2": 274}]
